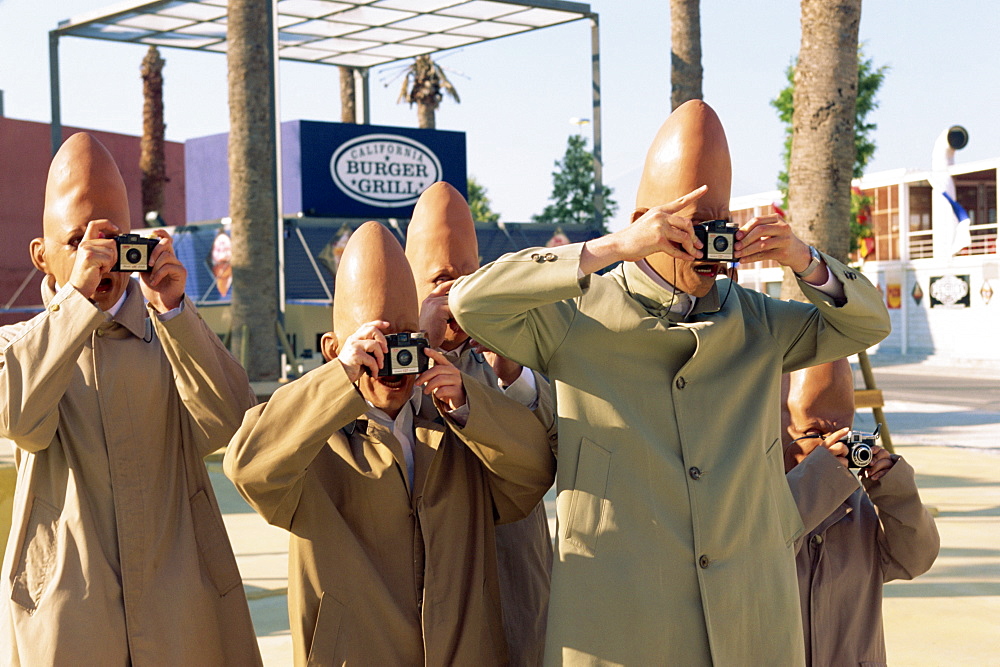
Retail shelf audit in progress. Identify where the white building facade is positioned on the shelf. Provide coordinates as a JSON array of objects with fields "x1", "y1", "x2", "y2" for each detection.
[{"x1": 731, "y1": 152, "x2": 998, "y2": 363}]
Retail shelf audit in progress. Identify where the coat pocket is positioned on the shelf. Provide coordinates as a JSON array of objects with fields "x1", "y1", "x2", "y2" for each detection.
[
  {"x1": 10, "y1": 496, "x2": 60, "y2": 611},
  {"x1": 307, "y1": 592, "x2": 345, "y2": 666},
  {"x1": 765, "y1": 438, "x2": 804, "y2": 547},
  {"x1": 189, "y1": 489, "x2": 242, "y2": 596},
  {"x1": 562, "y1": 438, "x2": 611, "y2": 557}
]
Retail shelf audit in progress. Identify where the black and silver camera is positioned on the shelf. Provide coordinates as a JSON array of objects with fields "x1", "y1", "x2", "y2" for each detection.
[
  {"x1": 111, "y1": 234, "x2": 159, "y2": 272},
  {"x1": 378, "y1": 332, "x2": 429, "y2": 377},
  {"x1": 693, "y1": 219, "x2": 739, "y2": 262},
  {"x1": 839, "y1": 424, "x2": 881, "y2": 469}
]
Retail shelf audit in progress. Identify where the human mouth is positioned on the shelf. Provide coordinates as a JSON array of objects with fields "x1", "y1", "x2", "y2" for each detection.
[
  {"x1": 378, "y1": 375, "x2": 407, "y2": 389},
  {"x1": 96, "y1": 277, "x2": 113, "y2": 292},
  {"x1": 693, "y1": 264, "x2": 721, "y2": 277}
]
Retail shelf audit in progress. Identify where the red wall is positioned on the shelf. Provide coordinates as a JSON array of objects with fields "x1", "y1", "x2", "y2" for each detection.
[{"x1": 0, "y1": 117, "x2": 185, "y2": 325}]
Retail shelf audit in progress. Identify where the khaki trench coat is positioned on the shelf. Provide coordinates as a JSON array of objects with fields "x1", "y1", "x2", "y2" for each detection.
[
  {"x1": 224, "y1": 358, "x2": 555, "y2": 666},
  {"x1": 450, "y1": 244, "x2": 891, "y2": 666},
  {"x1": 448, "y1": 345, "x2": 556, "y2": 667},
  {"x1": 0, "y1": 279, "x2": 260, "y2": 666},
  {"x1": 787, "y1": 446, "x2": 939, "y2": 666}
]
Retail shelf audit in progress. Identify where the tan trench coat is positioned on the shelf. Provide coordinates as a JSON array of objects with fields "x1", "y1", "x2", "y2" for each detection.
[
  {"x1": 450, "y1": 244, "x2": 891, "y2": 666},
  {"x1": 448, "y1": 345, "x2": 557, "y2": 667},
  {"x1": 224, "y1": 358, "x2": 555, "y2": 666},
  {"x1": 0, "y1": 279, "x2": 260, "y2": 666},
  {"x1": 787, "y1": 446, "x2": 939, "y2": 666}
]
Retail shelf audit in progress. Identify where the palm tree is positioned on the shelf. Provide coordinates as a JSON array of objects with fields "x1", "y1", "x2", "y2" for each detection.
[
  {"x1": 140, "y1": 45, "x2": 166, "y2": 221},
  {"x1": 227, "y1": 0, "x2": 280, "y2": 380},
  {"x1": 339, "y1": 66, "x2": 356, "y2": 123},
  {"x1": 397, "y1": 54, "x2": 460, "y2": 129},
  {"x1": 782, "y1": 0, "x2": 861, "y2": 299},
  {"x1": 670, "y1": 0, "x2": 702, "y2": 110}
]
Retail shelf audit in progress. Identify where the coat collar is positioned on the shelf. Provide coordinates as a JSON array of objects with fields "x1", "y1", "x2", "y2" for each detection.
[
  {"x1": 41, "y1": 276, "x2": 150, "y2": 341},
  {"x1": 610, "y1": 261, "x2": 722, "y2": 321}
]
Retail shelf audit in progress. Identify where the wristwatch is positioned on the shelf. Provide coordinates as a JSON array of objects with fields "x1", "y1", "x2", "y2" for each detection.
[{"x1": 794, "y1": 245, "x2": 822, "y2": 279}]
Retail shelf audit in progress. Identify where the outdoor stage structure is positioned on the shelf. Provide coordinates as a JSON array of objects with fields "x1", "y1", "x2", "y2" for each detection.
[{"x1": 47, "y1": 0, "x2": 600, "y2": 377}]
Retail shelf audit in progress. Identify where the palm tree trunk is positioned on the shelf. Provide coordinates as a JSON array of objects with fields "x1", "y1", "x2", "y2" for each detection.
[
  {"x1": 670, "y1": 0, "x2": 703, "y2": 111},
  {"x1": 417, "y1": 102, "x2": 435, "y2": 129},
  {"x1": 140, "y1": 46, "x2": 166, "y2": 220},
  {"x1": 339, "y1": 66, "x2": 356, "y2": 123},
  {"x1": 783, "y1": 0, "x2": 861, "y2": 300},
  {"x1": 227, "y1": 0, "x2": 280, "y2": 380}
]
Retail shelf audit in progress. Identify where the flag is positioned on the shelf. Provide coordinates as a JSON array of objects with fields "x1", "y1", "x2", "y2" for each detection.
[{"x1": 942, "y1": 191, "x2": 972, "y2": 255}]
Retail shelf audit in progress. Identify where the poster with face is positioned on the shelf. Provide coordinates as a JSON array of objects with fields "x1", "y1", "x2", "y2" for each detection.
[{"x1": 208, "y1": 228, "x2": 232, "y2": 298}]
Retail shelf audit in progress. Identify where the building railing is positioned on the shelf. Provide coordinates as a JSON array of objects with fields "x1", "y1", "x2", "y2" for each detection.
[
  {"x1": 906, "y1": 225, "x2": 997, "y2": 258},
  {"x1": 908, "y1": 230, "x2": 933, "y2": 258}
]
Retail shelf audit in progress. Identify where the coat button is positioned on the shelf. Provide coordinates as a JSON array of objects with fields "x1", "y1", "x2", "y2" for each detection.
[
  {"x1": 698, "y1": 555, "x2": 710, "y2": 569},
  {"x1": 49, "y1": 303, "x2": 60, "y2": 312},
  {"x1": 689, "y1": 467, "x2": 702, "y2": 480},
  {"x1": 811, "y1": 534, "x2": 823, "y2": 546},
  {"x1": 531, "y1": 253, "x2": 543, "y2": 263},
  {"x1": 96, "y1": 328, "x2": 104, "y2": 337},
  {"x1": 544, "y1": 252, "x2": 557, "y2": 262},
  {"x1": 675, "y1": 376, "x2": 686, "y2": 389}
]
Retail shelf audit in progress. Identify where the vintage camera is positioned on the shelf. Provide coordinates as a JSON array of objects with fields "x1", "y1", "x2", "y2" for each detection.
[
  {"x1": 839, "y1": 424, "x2": 881, "y2": 469},
  {"x1": 693, "y1": 219, "x2": 738, "y2": 262},
  {"x1": 378, "y1": 332, "x2": 429, "y2": 377},
  {"x1": 111, "y1": 234, "x2": 159, "y2": 272}
]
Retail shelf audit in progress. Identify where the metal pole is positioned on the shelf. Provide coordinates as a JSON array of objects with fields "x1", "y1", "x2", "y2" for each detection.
[
  {"x1": 49, "y1": 31, "x2": 62, "y2": 155},
  {"x1": 590, "y1": 14, "x2": 603, "y2": 231},
  {"x1": 270, "y1": 0, "x2": 288, "y2": 380},
  {"x1": 358, "y1": 68, "x2": 370, "y2": 125}
]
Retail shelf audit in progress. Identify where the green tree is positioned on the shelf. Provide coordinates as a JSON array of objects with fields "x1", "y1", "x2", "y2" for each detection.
[
  {"x1": 467, "y1": 176, "x2": 499, "y2": 224},
  {"x1": 532, "y1": 134, "x2": 617, "y2": 231}
]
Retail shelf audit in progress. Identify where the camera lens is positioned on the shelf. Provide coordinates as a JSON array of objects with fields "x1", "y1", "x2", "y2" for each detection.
[
  {"x1": 126, "y1": 248, "x2": 142, "y2": 264},
  {"x1": 396, "y1": 349, "x2": 413, "y2": 366},
  {"x1": 850, "y1": 443, "x2": 874, "y2": 468},
  {"x1": 713, "y1": 236, "x2": 729, "y2": 252}
]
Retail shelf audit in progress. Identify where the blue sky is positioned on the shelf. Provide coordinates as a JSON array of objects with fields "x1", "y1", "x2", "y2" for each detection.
[{"x1": 2, "y1": 0, "x2": 998, "y2": 229}]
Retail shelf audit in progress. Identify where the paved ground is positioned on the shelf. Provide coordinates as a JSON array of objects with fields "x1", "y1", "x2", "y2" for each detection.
[{"x1": 3, "y1": 355, "x2": 998, "y2": 664}]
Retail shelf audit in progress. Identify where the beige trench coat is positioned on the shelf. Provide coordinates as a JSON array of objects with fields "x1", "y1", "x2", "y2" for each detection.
[
  {"x1": 224, "y1": 358, "x2": 555, "y2": 666},
  {"x1": 448, "y1": 345, "x2": 557, "y2": 667},
  {"x1": 0, "y1": 280, "x2": 260, "y2": 666},
  {"x1": 787, "y1": 446, "x2": 939, "y2": 666},
  {"x1": 450, "y1": 244, "x2": 891, "y2": 666}
]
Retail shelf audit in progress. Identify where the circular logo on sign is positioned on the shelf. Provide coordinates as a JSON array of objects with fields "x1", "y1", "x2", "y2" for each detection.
[{"x1": 330, "y1": 134, "x2": 442, "y2": 208}]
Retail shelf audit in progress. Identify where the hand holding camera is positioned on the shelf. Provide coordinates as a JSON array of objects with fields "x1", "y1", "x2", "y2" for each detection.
[
  {"x1": 68, "y1": 219, "x2": 121, "y2": 300},
  {"x1": 135, "y1": 228, "x2": 186, "y2": 313},
  {"x1": 418, "y1": 347, "x2": 466, "y2": 411},
  {"x1": 733, "y1": 214, "x2": 827, "y2": 283}
]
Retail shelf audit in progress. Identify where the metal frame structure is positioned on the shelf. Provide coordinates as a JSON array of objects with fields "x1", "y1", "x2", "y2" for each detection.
[
  {"x1": 47, "y1": 0, "x2": 600, "y2": 377},
  {"x1": 48, "y1": 0, "x2": 602, "y2": 226}
]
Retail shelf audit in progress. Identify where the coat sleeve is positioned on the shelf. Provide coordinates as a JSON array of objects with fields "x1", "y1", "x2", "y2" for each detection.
[
  {"x1": 153, "y1": 295, "x2": 257, "y2": 459},
  {"x1": 0, "y1": 285, "x2": 105, "y2": 452},
  {"x1": 862, "y1": 456, "x2": 940, "y2": 582},
  {"x1": 532, "y1": 371, "x2": 559, "y2": 457},
  {"x1": 223, "y1": 360, "x2": 368, "y2": 529},
  {"x1": 440, "y1": 375, "x2": 556, "y2": 524},
  {"x1": 785, "y1": 446, "x2": 861, "y2": 552},
  {"x1": 450, "y1": 244, "x2": 588, "y2": 376},
  {"x1": 763, "y1": 252, "x2": 892, "y2": 373}
]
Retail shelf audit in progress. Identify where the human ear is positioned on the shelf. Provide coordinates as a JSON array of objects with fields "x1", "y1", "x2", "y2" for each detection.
[
  {"x1": 29, "y1": 238, "x2": 47, "y2": 273},
  {"x1": 320, "y1": 332, "x2": 338, "y2": 362}
]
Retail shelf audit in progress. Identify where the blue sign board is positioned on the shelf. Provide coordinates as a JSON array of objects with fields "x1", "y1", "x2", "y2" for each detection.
[{"x1": 186, "y1": 120, "x2": 467, "y2": 222}]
